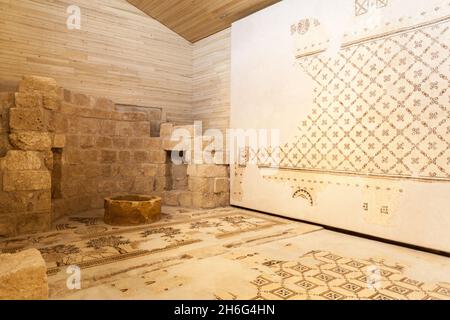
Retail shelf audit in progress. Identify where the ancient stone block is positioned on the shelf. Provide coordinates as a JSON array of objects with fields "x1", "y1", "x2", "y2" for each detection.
[
  {"x1": 73, "y1": 93, "x2": 90, "y2": 106},
  {"x1": 163, "y1": 190, "x2": 181, "y2": 206},
  {"x1": 160, "y1": 123, "x2": 174, "y2": 138},
  {"x1": 42, "y1": 93, "x2": 61, "y2": 110},
  {"x1": 53, "y1": 134, "x2": 66, "y2": 148},
  {"x1": 3, "y1": 170, "x2": 51, "y2": 191},
  {"x1": 132, "y1": 122, "x2": 150, "y2": 137},
  {"x1": 118, "y1": 151, "x2": 131, "y2": 163},
  {"x1": 213, "y1": 177, "x2": 230, "y2": 193},
  {"x1": 191, "y1": 192, "x2": 229, "y2": 209},
  {"x1": 1, "y1": 150, "x2": 42, "y2": 171},
  {"x1": 188, "y1": 177, "x2": 213, "y2": 193},
  {"x1": 0, "y1": 92, "x2": 15, "y2": 109},
  {"x1": 16, "y1": 212, "x2": 51, "y2": 235},
  {"x1": 101, "y1": 150, "x2": 117, "y2": 163},
  {"x1": 156, "y1": 164, "x2": 171, "y2": 176},
  {"x1": 19, "y1": 75, "x2": 58, "y2": 95},
  {"x1": 187, "y1": 164, "x2": 229, "y2": 178},
  {"x1": 100, "y1": 120, "x2": 116, "y2": 136},
  {"x1": 132, "y1": 177, "x2": 154, "y2": 193},
  {"x1": 79, "y1": 136, "x2": 94, "y2": 149},
  {"x1": 173, "y1": 126, "x2": 195, "y2": 143},
  {"x1": 113, "y1": 137, "x2": 127, "y2": 149},
  {"x1": 95, "y1": 97, "x2": 115, "y2": 111},
  {"x1": 96, "y1": 137, "x2": 112, "y2": 148},
  {"x1": 154, "y1": 176, "x2": 170, "y2": 191},
  {"x1": 14, "y1": 92, "x2": 43, "y2": 108},
  {"x1": 128, "y1": 138, "x2": 144, "y2": 149},
  {"x1": 143, "y1": 137, "x2": 161, "y2": 150},
  {"x1": 149, "y1": 150, "x2": 166, "y2": 164},
  {"x1": 0, "y1": 248, "x2": 48, "y2": 300},
  {"x1": 142, "y1": 164, "x2": 158, "y2": 176},
  {"x1": 82, "y1": 150, "x2": 98, "y2": 162},
  {"x1": 0, "y1": 215, "x2": 15, "y2": 238},
  {"x1": 116, "y1": 122, "x2": 133, "y2": 137},
  {"x1": 8, "y1": 132, "x2": 52, "y2": 151},
  {"x1": 9, "y1": 107, "x2": 46, "y2": 131},
  {"x1": 0, "y1": 190, "x2": 51, "y2": 215},
  {"x1": 134, "y1": 151, "x2": 148, "y2": 163},
  {"x1": 178, "y1": 191, "x2": 192, "y2": 207},
  {"x1": 162, "y1": 138, "x2": 188, "y2": 151}
]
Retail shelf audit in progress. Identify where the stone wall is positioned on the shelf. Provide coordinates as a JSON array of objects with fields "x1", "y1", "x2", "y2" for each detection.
[
  {"x1": 0, "y1": 76, "x2": 231, "y2": 238},
  {"x1": 160, "y1": 123, "x2": 230, "y2": 209},
  {"x1": 51, "y1": 85, "x2": 167, "y2": 219}
]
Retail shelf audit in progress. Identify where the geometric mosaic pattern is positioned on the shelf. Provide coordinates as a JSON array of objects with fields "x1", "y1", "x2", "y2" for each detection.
[
  {"x1": 241, "y1": 250, "x2": 450, "y2": 300},
  {"x1": 0, "y1": 209, "x2": 284, "y2": 276},
  {"x1": 252, "y1": 18, "x2": 450, "y2": 180}
]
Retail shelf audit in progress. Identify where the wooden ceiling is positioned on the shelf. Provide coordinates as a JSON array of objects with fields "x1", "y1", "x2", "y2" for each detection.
[{"x1": 127, "y1": 0, "x2": 280, "y2": 43}]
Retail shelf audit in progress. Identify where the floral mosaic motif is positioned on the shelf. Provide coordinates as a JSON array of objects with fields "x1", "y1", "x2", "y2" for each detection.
[
  {"x1": 39, "y1": 244, "x2": 81, "y2": 267},
  {"x1": 255, "y1": 19, "x2": 450, "y2": 180},
  {"x1": 86, "y1": 236, "x2": 130, "y2": 254},
  {"x1": 223, "y1": 250, "x2": 450, "y2": 300},
  {"x1": 141, "y1": 227, "x2": 182, "y2": 239}
]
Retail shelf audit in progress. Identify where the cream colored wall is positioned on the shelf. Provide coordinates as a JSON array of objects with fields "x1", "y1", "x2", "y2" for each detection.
[
  {"x1": 192, "y1": 29, "x2": 231, "y2": 133},
  {"x1": 230, "y1": 0, "x2": 450, "y2": 252},
  {"x1": 0, "y1": 0, "x2": 193, "y2": 125}
]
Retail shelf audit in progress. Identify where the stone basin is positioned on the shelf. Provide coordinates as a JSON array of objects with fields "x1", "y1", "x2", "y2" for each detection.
[{"x1": 104, "y1": 195, "x2": 162, "y2": 226}]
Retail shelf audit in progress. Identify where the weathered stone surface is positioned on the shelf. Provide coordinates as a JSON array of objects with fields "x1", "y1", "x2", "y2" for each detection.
[
  {"x1": 16, "y1": 212, "x2": 51, "y2": 235},
  {"x1": 160, "y1": 123, "x2": 174, "y2": 138},
  {"x1": 188, "y1": 177, "x2": 213, "y2": 193},
  {"x1": 14, "y1": 92, "x2": 43, "y2": 108},
  {"x1": 163, "y1": 190, "x2": 181, "y2": 206},
  {"x1": 101, "y1": 150, "x2": 117, "y2": 163},
  {"x1": 19, "y1": 75, "x2": 58, "y2": 95},
  {"x1": 149, "y1": 150, "x2": 166, "y2": 164},
  {"x1": 1, "y1": 150, "x2": 42, "y2": 171},
  {"x1": 213, "y1": 177, "x2": 230, "y2": 193},
  {"x1": 0, "y1": 191, "x2": 51, "y2": 215},
  {"x1": 9, "y1": 108, "x2": 46, "y2": 131},
  {"x1": 0, "y1": 92, "x2": 15, "y2": 109},
  {"x1": 187, "y1": 164, "x2": 228, "y2": 178},
  {"x1": 0, "y1": 215, "x2": 15, "y2": 238},
  {"x1": 42, "y1": 93, "x2": 61, "y2": 110},
  {"x1": 3, "y1": 170, "x2": 51, "y2": 191},
  {"x1": 191, "y1": 192, "x2": 229, "y2": 209},
  {"x1": 95, "y1": 97, "x2": 115, "y2": 111},
  {"x1": 9, "y1": 132, "x2": 52, "y2": 151},
  {"x1": 142, "y1": 164, "x2": 158, "y2": 177},
  {"x1": 143, "y1": 137, "x2": 161, "y2": 150},
  {"x1": 178, "y1": 191, "x2": 192, "y2": 208},
  {"x1": 0, "y1": 248, "x2": 48, "y2": 300},
  {"x1": 104, "y1": 195, "x2": 161, "y2": 226},
  {"x1": 53, "y1": 134, "x2": 66, "y2": 148}
]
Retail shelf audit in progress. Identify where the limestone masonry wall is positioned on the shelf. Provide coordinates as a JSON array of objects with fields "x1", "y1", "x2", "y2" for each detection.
[{"x1": 0, "y1": 76, "x2": 230, "y2": 238}]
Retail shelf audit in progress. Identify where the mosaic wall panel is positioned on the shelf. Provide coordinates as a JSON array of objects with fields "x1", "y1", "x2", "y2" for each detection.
[{"x1": 252, "y1": 17, "x2": 450, "y2": 180}]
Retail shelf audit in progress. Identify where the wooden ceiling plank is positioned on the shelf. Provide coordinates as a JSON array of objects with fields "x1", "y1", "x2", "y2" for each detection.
[{"x1": 127, "y1": 0, "x2": 280, "y2": 43}]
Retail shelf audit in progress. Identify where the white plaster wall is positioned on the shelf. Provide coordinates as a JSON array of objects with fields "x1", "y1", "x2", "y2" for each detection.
[{"x1": 230, "y1": 0, "x2": 450, "y2": 252}]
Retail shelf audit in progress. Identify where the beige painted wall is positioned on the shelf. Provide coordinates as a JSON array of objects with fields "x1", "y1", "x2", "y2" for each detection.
[
  {"x1": 192, "y1": 28, "x2": 231, "y2": 133},
  {"x1": 0, "y1": 0, "x2": 193, "y2": 125}
]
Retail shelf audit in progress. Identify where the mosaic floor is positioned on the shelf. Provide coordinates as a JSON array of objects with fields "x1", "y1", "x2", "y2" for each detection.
[{"x1": 0, "y1": 206, "x2": 449, "y2": 300}]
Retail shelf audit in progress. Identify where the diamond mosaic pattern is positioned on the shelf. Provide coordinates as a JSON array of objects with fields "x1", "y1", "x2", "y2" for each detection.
[
  {"x1": 252, "y1": 19, "x2": 450, "y2": 180},
  {"x1": 246, "y1": 250, "x2": 450, "y2": 300}
]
